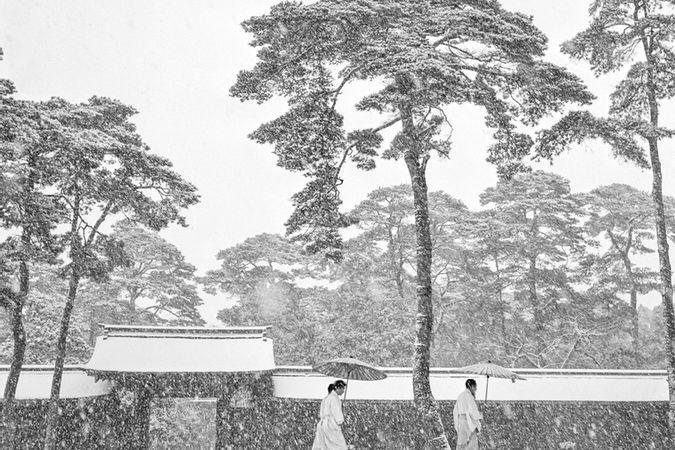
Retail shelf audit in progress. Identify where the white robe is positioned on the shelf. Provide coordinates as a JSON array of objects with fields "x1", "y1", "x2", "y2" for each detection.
[
  {"x1": 311, "y1": 391, "x2": 347, "y2": 450},
  {"x1": 453, "y1": 389, "x2": 482, "y2": 450}
]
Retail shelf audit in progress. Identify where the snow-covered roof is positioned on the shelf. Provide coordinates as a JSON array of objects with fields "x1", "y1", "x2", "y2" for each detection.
[
  {"x1": 0, "y1": 365, "x2": 112, "y2": 399},
  {"x1": 85, "y1": 324, "x2": 276, "y2": 373},
  {"x1": 272, "y1": 367, "x2": 668, "y2": 402}
]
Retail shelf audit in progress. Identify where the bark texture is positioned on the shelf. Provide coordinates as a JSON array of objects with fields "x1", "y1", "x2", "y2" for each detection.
[{"x1": 399, "y1": 89, "x2": 451, "y2": 448}]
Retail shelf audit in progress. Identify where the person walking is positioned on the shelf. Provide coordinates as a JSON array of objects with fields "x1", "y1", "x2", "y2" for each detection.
[
  {"x1": 453, "y1": 378, "x2": 482, "y2": 450},
  {"x1": 312, "y1": 380, "x2": 348, "y2": 450}
]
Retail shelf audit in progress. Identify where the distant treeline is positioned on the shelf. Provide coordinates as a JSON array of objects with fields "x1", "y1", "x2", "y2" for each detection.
[{"x1": 202, "y1": 171, "x2": 672, "y2": 370}]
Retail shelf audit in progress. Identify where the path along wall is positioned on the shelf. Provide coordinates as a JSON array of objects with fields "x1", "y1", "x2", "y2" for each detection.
[
  {"x1": 1, "y1": 366, "x2": 669, "y2": 449},
  {"x1": 1, "y1": 396, "x2": 667, "y2": 449},
  {"x1": 257, "y1": 367, "x2": 668, "y2": 449},
  {"x1": 234, "y1": 398, "x2": 667, "y2": 449}
]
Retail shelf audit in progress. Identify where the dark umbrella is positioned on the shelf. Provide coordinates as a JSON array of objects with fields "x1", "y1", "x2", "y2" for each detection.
[
  {"x1": 312, "y1": 357, "x2": 387, "y2": 400},
  {"x1": 455, "y1": 360, "x2": 526, "y2": 401}
]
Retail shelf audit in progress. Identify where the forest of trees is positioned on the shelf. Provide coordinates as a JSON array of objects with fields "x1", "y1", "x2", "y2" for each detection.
[
  {"x1": 1, "y1": 168, "x2": 672, "y2": 445},
  {"x1": 4, "y1": 0, "x2": 675, "y2": 448},
  {"x1": 202, "y1": 172, "x2": 670, "y2": 370},
  {"x1": 3, "y1": 171, "x2": 670, "y2": 370}
]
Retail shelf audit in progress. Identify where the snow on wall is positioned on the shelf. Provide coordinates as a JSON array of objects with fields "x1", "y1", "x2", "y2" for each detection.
[
  {"x1": 0, "y1": 366, "x2": 111, "y2": 399},
  {"x1": 272, "y1": 367, "x2": 668, "y2": 402},
  {"x1": 1, "y1": 365, "x2": 667, "y2": 401}
]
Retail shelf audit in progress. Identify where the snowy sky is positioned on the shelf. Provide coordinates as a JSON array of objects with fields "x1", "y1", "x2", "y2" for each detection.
[{"x1": 1, "y1": 1, "x2": 672, "y2": 322}]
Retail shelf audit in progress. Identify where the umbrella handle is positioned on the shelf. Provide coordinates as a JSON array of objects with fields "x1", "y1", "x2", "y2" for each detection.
[
  {"x1": 485, "y1": 375, "x2": 489, "y2": 402},
  {"x1": 342, "y1": 369, "x2": 351, "y2": 408},
  {"x1": 343, "y1": 368, "x2": 352, "y2": 401}
]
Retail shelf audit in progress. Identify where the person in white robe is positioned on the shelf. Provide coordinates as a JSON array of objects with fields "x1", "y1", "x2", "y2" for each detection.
[
  {"x1": 453, "y1": 378, "x2": 482, "y2": 450},
  {"x1": 312, "y1": 379, "x2": 348, "y2": 450}
]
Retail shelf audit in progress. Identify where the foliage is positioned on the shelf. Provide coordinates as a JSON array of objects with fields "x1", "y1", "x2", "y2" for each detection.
[
  {"x1": 534, "y1": 0, "x2": 675, "y2": 435},
  {"x1": 465, "y1": 171, "x2": 588, "y2": 367},
  {"x1": 348, "y1": 185, "x2": 416, "y2": 298},
  {"x1": 536, "y1": 0, "x2": 675, "y2": 161},
  {"x1": 4, "y1": 93, "x2": 203, "y2": 449},
  {"x1": 203, "y1": 232, "x2": 415, "y2": 366},
  {"x1": 206, "y1": 173, "x2": 671, "y2": 371},
  {"x1": 106, "y1": 220, "x2": 204, "y2": 325},
  {"x1": 231, "y1": 0, "x2": 593, "y2": 258},
  {"x1": 0, "y1": 220, "x2": 207, "y2": 363},
  {"x1": 233, "y1": 2, "x2": 593, "y2": 444},
  {"x1": 0, "y1": 80, "x2": 64, "y2": 268},
  {"x1": 0, "y1": 81, "x2": 70, "y2": 432},
  {"x1": 579, "y1": 184, "x2": 666, "y2": 365}
]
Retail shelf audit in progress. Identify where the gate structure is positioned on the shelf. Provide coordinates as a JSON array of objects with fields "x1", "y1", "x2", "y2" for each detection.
[{"x1": 85, "y1": 324, "x2": 276, "y2": 450}]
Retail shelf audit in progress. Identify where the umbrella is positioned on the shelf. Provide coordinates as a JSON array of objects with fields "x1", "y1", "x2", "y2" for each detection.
[
  {"x1": 312, "y1": 357, "x2": 387, "y2": 400},
  {"x1": 455, "y1": 360, "x2": 526, "y2": 401}
]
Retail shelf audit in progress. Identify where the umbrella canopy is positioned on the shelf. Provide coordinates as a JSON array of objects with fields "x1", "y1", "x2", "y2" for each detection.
[
  {"x1": 455, "y1": 361, "x2": 525, "y2": 401},
  {"x1": 312, "y1": 357, "x2": 386, "y2": 401},
  {"x1": 456, "y1": 361, "x2": 526, "y2": 382},
  {"x1": 312, "y1": 357, "x2": 387, "y2": 381}
]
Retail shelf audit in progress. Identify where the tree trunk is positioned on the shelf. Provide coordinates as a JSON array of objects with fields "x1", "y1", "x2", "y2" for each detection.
[
  {"x1": 494, "y1": 255, "x2": 507, "y2": 341},
  {"x1": 387, "y1": 228, "x2": 406, "y2": 299},
  {"x1": 405, "y1": 154, "x2": 450, "y2": 449},
  {"x1": 88, "y1": 308, "x2": 98, "y2": 347},
  {"x1": 4, "y1": 154, "x2": 38, "y2": 448},
  {"x1": 3, "y1": 291, "x2": 26, "y2": 449},
  {"x1": 398, "y1": 90, "x2": 450, "y2": 447},
  {"x1": 647, "y1": 134, "x2": 675, "y2": 440},
  {"x1": 527, "y1": 255, "x2": 545, "y2": 367},
  {"x1": 629, "y1": 286, "x2": 640, "y2": 366},
  {"x1": 42, "y1": 271, "x2": 81, "y2": 450},
  {"x1": 3, "y1": 240, "x2": 31, "y2": 449},
  {"x1": 608, "y1": 229, "x2": 641, "y2": 366},
  {"x1": 640, "y1": 23, "x2": 675, "y2": 436}
]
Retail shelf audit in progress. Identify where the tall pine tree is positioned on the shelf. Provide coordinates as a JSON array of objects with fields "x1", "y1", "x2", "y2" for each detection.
[{"x1": 231, "y1": 1, "x2": 592, "y2": 445}]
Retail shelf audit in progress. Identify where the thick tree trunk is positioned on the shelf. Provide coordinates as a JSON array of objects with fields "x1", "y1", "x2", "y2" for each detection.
[
  {"x1": 405, "y1": 154, "x2": 450, "y2": 449},
  {"x1": 3, "y1": 291, "x2": 26, "y2": 449},
  {"x1": 637, "y1": 15, "x2": 675, "y2": 439},
  {"x1": 42, "y1": 271, "x2": 81, "y2": 450},
  {"x1": 4, "y1": 156, "x2": 38, "y2": 448},
  {"x1": 395, "y1": 75, "x2": 449, "y2": 448},
  {"x1": 647, "y1": 135, "x2": 675, "y2": 440},
  {"x1": 4, "y1": 267, "x2": 28, "y2": 401},
  {"x1": 3, "y1": 240, "x2": 31, "y2": 449}
]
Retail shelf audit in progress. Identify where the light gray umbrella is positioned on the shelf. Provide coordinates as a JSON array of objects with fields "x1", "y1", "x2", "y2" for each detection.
[
  {"x1": 456, "y1": 360, "x2": 526, "y2": 401},
  {"x1": 312, "y1": 357, "x2": 386, "y2": 400}
]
